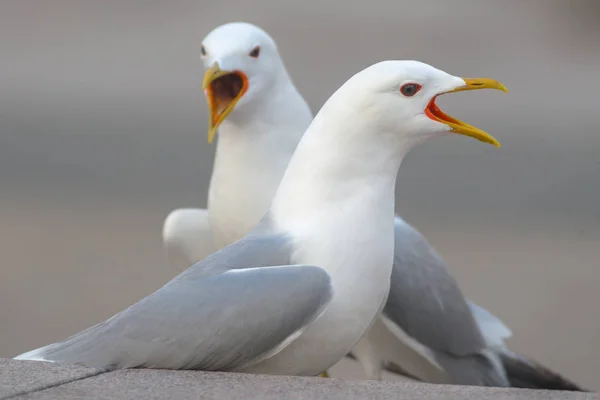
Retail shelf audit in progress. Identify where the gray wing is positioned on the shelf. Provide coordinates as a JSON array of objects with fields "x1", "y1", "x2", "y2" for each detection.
[
  {"x1": 382, "y1": 218, "x2": 508, "y2": 386},
  {"x1": 383, "y1": 218, "x2": 486, "y2": 356},
  {"x1": 467, "y1": 301, "x2": 512, "y2": 349},
  {"x1": 15, "y1": 233, "x2": 333, "y2": 372}
]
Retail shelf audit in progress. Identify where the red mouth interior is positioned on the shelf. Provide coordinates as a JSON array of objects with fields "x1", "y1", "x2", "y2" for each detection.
[
  {"x1": 425, "y1": 95, "x2": 469, "y2": 127},
  {"x1": 207, "y1": 72, "x2": 247, "y2": 121},
  {"x1": 425, "y1": 95, "x2": 450, "y2": 124}
]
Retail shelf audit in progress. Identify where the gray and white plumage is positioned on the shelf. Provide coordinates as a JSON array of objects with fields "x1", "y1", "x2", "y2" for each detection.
[
  {"x1": 19, "y1": 60, "x2": 463, "y2": 376},
  {"x1": 353, "y1": 218, "x2": 585, "y2": 390},
  {"x1": 159, "y1": 23, "x2": 584, "y2": 390},
  {"x1": 16, "y1": 228, "x2": 333, "y2": 372},
  {"x1": 163, "y1": 22, "x2": 311, "y2": 271},
  {"x1": 378, "y1": 218, "x2": 509, "y2": 386}
]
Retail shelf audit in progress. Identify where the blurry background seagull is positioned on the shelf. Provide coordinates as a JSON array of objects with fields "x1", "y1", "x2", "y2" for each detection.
[{"x1": 163, "y1": 22, "x2": 312, "y2": 268}]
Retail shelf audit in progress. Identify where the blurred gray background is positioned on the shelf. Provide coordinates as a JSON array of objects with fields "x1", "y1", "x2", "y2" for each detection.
[{"x1": 1, "y1": 0, "x2": 599, "y2": 390}]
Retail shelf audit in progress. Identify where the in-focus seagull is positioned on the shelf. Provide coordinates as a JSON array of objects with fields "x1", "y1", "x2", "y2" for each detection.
[
  {"x1": 162, "y1": 23, "x2": 585, "y2": 390},
  {"x1": 16, "y1": 60, "x2": 507, "y2": 379}
]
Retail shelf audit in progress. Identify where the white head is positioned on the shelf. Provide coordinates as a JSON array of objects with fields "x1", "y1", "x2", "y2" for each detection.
[
  {"x1": 271, "y1": 60, "x2": 507, "y2": 228},
  {"x1": 318, "y1": 60, "x2": 507, "y2": 152},
  {"x1": 200, "y1": 22, "x2": 291, "y2": 143}
]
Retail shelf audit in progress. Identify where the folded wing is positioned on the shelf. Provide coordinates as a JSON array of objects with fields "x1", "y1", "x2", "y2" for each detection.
[
  {"x1": 380, "y1": 218, "x2": 508, "y2": 386},
  {"x1": 16, "y1": 234, "x2": 333, "y2": 372}
]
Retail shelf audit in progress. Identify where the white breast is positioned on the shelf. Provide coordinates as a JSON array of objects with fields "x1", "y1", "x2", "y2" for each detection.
[
  {"x1": 207, "y1": 121, "x2": 297, "y2": 248},
  {"x1": 243, "y1": 194, "x2": 395, "y2": 376}
]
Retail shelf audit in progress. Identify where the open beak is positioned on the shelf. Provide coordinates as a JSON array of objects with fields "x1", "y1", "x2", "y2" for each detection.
[
  {"x1": 203, "y1": 63, "x2": 249, "y2": 143},
  {"x1": 425, "y1": 78, "x2": 508, "y2": 147}
]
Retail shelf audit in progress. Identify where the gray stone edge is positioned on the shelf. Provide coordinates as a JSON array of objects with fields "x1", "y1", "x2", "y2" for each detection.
[
  {"x1": 1, "y1": 369, "x2": 105, "y2": 400},
  {"x1": 2, "y1": 365, "x2": 597, "y2": 399}
]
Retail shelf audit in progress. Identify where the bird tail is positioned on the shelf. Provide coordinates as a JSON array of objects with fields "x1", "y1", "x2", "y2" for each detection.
[
  {"x1": 499, "y1": 350, "x2": 589, "y2": 392},
  {"x1": 431, "y1": 350, "x2": 510, "y2": 387}
]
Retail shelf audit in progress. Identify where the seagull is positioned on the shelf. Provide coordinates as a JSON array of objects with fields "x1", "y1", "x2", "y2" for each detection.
[
  {"x1": 15, "y1": 60, "x2": 505, "y2": 377},
  {"x1": 161, "y1": 23, "x2": 585, "y2": 390},
  {"x1": 162, "y1": 22, "x2": 312, "y2": 271}
]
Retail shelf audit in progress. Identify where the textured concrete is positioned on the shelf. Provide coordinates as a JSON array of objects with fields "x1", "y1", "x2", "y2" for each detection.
[
  {"x1": 1, "y1": 359, "x2": 597, "y2": 400},
  {"x1": 0, "y1": 359, "x2": 101, "y2": 399}
]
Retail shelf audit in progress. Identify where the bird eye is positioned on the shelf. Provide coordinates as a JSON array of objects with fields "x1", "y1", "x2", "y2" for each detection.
[
  {"x1": 400, "y1": 83, "x2": 422, "y2": 97},
  {"x1": 200, "y1": 45, "x2": 206, "y2": 56},
  {"x1": 249, "y1": 46, "x2": 260, "y2": 58}
]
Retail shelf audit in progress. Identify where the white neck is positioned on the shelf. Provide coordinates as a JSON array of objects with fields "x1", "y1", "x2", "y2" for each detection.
[
  {"x1": 262, "y1": 100, "x2": 419, "y2": 374},
  {"x1": 207, "y1": 74, "x2": 312, "y2": 248},
  {"x1": 271, "y1": 101, "x2": 412, "y2": 233}
]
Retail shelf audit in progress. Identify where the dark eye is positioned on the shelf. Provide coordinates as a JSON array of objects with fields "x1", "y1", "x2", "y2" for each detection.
[
  {"x1": 249, "y1": 46, "x2": 260, "y2": 58},
  {"x1": 200, "y1": 45, "x2": 206, "y2": 56},
  {"x1": 400, "y1": 83, "x2": 422, "y2": 97}
]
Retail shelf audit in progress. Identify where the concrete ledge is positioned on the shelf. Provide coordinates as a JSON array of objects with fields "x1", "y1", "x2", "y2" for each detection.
[
  {"x1": 0, "y1": 359, "x2": 102, "y2": 399},
  {"x1": 1, "y1": 359, "x2": 597, "y2": 400}
]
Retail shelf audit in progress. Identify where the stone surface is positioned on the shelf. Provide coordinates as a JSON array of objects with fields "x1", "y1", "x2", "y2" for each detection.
[
  {"x1": 0, "y1": 358, "x2": 101, "y2": 399},
  {"x1": 0, "y1": 360, "x2": 596, "y2": 400}
]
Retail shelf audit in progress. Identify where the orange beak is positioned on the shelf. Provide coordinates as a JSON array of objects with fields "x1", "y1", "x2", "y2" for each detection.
[
  {"x1": 425, "y1": 78, "x2": 508, "y2": 147},
  {"x1": 203, "y1": 63, "x2": 249, "y2": 143}
]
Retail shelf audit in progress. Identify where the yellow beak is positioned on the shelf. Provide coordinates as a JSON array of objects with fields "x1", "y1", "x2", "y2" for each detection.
[
  {"x1": 203, "y1": 63, "x2": 248, "y2": 144},
  {"x1": 425, "y1": 78, "x2": 508, "y2": 147}
]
